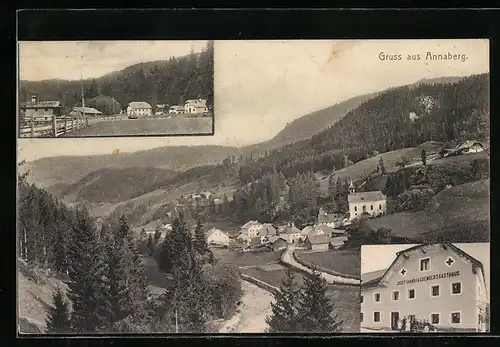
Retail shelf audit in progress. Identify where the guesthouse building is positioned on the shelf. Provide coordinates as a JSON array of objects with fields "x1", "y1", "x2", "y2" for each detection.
[
  {"x1": 184, "y1": 99, "x2": 209, "y2": 114},
  {"x1": 360, "y1": 243, "x2": 489, "y2": 332},
  {"x1": 20, "y1": 95, "x2": 62, "y2": 119},
  {"x1": 127, "y1": 102, "x2": 152, "y2": 118}
]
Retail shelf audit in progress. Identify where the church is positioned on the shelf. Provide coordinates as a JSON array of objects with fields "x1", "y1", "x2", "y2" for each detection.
[
  {"x1": 360, "y1": 243, "x2": 489, "y2": 332},
  {"x1": 347, "y1": 179, "x2": 387, "y2": 221}
]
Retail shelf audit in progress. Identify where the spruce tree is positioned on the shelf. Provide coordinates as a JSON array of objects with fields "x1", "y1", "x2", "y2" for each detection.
[
  {"x1": 51, "y1": 221, "x2": 69, "y2": 275},
  {"x1": 296, "y1": 269, "x2": 342, "y2": 332},
  {"x1": 266, "y1": 268, "x2": 300, "y2": 332},
  {"x1": 328, "y1": 175, "x2": 337, "y2": 199},
  {"x1": 335, "y1": 176, "x2": 342, "y2": 201},
  {"x1": 46, "y1": 286, "x2": 71, "y2": 333},
  {"x1": 193, "y1": 219, "x2": 208, "y2": 256},
  {"x1": 66, "y1": 205, "x2": 111, "y2": 333},
  {"x1": 147, "y1": 234, "x2": 154, "y2": 256}
]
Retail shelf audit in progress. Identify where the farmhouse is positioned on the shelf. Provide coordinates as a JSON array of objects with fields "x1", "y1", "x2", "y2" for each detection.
[
  {"x1": 20, "y1": 95, "x2": 62, "y2": 118},
  {"x1": 278, "y1": 223, "x2": 302, "y2": 244},
  {"x1": 184, "y1": 99, "x2": 209, "y2": 114},
  {"x1": 303, "y1": 234, "x2": 330, "y2": 252},
  {"x1": 237, "y1": 221, "x2": 263, "y2": 244},
  {"x1": 455, "y1": 140, "x2": 485, "y2": 155},
  {"x1": 206, "y1": 228, "x2": 230, "y2": 246},
  {"x1": 347, "y1": 180, "x2": 387, "y2": 221},
  {"x1": 361, "y1": 243, "x2": 489, "y2": 332},
  {"x1": 329, "y1": 236, "x2": 348, "y2": 250},
  {"x1": 268, "y1": 236, "x2": 288, "y2": 251},
  {"x1": 257, "y1": 224, "x2": 277, "y2": 243},
  {"x1": 70, "y1": 106, "x2": 102, "y2": 117},
  {"x1": 169, "y1": 105, "x2": 184, "y2": 114},
  {"x1": 127, "y1": 102, "x2": 152, "y2": 118},
  {"x1": 318, "y1": 208, "x2": 338, "y2": 228},
  {"x1": 155, "y1": 104, "x2": 168, "y2": 115}
]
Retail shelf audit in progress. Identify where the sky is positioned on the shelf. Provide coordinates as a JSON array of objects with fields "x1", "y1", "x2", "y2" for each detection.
[
  {"x1": 18, "y1": 40, "x2": 208, "y2": 81},
  {"x1": 361, "y1": 243, "x2": 491, "y2": 295},
  {"x1": 18, "y1": 39, "x2": 489, "y2": 162}
]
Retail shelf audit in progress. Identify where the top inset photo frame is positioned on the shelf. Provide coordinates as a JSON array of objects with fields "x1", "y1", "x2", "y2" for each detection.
[{"x1": 17, "y1": 40, "x2": 214, "y2": 138}]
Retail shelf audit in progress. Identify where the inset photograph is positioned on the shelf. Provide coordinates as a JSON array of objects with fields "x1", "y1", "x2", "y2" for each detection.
[
  {"x1": 18, "y1": 40, "x2": 214, "y2": 137},
  {"x1": 360, "y1": 243, "x2": 490, "y2": 333}
]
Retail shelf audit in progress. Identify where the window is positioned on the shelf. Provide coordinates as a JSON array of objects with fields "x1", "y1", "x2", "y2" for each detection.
[
  {"x1": 431, "y1": 285, "x2": 440, "y2": 297},
  {"x1": 451, "y1": 312, "x2": 461, "y2": 324},
  {"x1": 379, "y1": 204, "x2": 382, "y2": 210},
  {"x1": 361, "y1": 313, "x2": 363, "y2": 322},
  {"x1": 408, "y1": 289, "x2": 415, "y2": 299},
  {"x1": 45, "y1": 108, "x2": 49, "y2": 111},
  {"x1": 370, "y1": 205, "x2": 373, "y2": 210},
  {"x1": 360, "y1": 295, "x2": 364, "y2": 303},
  {"x1": 354, "y1": 206, "x2": 357, "y2": 212},
  {"x1": 452, "y1": 282, "x2": 462, "y2": 295},
  {"x1": 420, "y1": 258, "x2": 431, "y2": 272},
  {"x1": 373, "y1": 312, "x2": 380, "y2": 322},
  {"x1": 431, "y1": 314, "x2": 440, "y2": 324},
  {"x1": 374, "y1": 293, "x2": 381, "y2": 302},
  {"x1": 392, "y1": 291, "x2": 399, "y2": 301}
]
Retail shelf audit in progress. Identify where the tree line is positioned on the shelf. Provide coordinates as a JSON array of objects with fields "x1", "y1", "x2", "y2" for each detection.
[{"x1": 19, "y1": 41, "x2": 214, "y2": 114}]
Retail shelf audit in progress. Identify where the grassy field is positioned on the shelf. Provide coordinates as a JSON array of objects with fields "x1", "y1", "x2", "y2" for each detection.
[
  {"x1": 318, "y1": 142, "x2": 443, "y2": 195},
  {"x1": 366, "y1": 178, "x2": 490, "y2": 241},
  {"x1": 62, "y1": 116, "x2": 213, "y2": 136},
  {"x1": 212, "y1": 248, "x2": 283, "y2": 267},
  {"x1": 294, "y1": 249, "x2": 361, "y2": 276},
  {"x1": 241, "y1": 266, "x2": 360, "y2": 332}
]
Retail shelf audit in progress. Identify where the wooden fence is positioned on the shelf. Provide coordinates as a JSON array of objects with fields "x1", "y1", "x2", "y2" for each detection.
[
  {"x1": 19, "y1": 114, "x2": 89, "y2": 138},
  {"x1": 18, "y1": 113, "x2": 125, "y2": 138}
]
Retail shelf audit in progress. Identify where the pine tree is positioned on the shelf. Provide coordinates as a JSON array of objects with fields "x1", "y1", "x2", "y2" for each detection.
[
  {"x1": 46, "y1": 286, "x2": 71, "y2": 333},
  {"x1": 147, "y1": 234, "x2": 154, "y2": 256},
  {"x1": 66, "y1": 205, "x2": 111, "y2": 333},
  {"x1": 421, "y1": 148, "x2": 427, "y2": 166},
  {"x1": 266, "y1": 268, "x2": 301, "y2": 332},
  {"x1": 328, "y1": 175, "x2": 337, "y2": 199},
  {"x1": 51, "y1": 221, "x2": 69, "y2": 275},
  {"x1": 297, "y1": 269, "x2": 343, "y2": 332},
  {"x1": 379, "y1": 156, "x2": 386, "y2": 174},
  {"x1": 193, "y1": 219, "x2": 208, "y2": 256},
  {"x1": 335, "y1": 176, "x2": 342, "y2": 201}
]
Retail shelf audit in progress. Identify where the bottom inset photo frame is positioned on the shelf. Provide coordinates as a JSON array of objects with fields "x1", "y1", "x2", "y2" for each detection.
[{"x1": 360, "y1": 243, "x2": 490, "y2": 333}]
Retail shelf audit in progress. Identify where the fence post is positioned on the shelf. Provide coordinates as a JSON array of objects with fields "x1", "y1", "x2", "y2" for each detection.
[
  {"x1": 30, "y1": 113, "x2": 34, "y2": 136},
  {"x1": 52, "y1": 114, "x2": 57, "y2": 137},
  {"x1": 71, "y1": 116, "x2": 74, "y2": 131},
  {"x1": 86, "y1": 116, "x2": 89, "y2": 127},
  {"x1": 64, "y1": 115, "x2": 67, "y2": 134}
]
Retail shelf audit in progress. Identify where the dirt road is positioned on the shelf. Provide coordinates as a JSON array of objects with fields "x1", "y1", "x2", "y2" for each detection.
[{"x1": 218, "y1": 280, "x2": 273, "y2": 333}]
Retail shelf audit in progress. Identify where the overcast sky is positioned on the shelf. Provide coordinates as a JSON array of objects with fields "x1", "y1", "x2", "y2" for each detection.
[
  {"x1": 362, "y1": 243, "x2": 490, "y2": 295},
  {"x1": 19, "y1": 40, "x2": 208, "y2": 81},
  {"x1": 18, "y1": 39, "x2": 489, "y2": 162}
]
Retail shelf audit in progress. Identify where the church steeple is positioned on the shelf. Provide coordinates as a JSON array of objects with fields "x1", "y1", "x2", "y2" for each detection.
[{"x1": 349, "y1": 179, "x2": 356, "y2": 194}]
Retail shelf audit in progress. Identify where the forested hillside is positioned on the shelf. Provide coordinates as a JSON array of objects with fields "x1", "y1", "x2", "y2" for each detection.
[
  {"x1": 19, "y1": 41, "x2": 214, "y2": 113},
  {"x1": 238, "y1": 73, "x2": 490, "y2": 183}
]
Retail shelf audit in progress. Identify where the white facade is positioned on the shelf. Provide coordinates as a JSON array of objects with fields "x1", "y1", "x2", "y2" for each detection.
[
  {"x1": 127, "y1": 102, "x2": 152, "y2": 118},
  {"x1": 207, "y1": 228, "x2": 230, "y2": 245},
  {"x1": 184, "y1": 99, "x2": 208, "y2": 114},
  {"x1": 347, "y1": 182, "x2": 387, "y2": 221}
]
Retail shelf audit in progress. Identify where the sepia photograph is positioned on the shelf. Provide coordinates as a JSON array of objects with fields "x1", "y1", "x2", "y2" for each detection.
[
  {"x1": 360, "y1": 243, "x2": 490, "y2": 333},
  {"x1": 17, "y1": 39, "x2": 489, "y2": 335},
  {"x1": 18, "y1": 40, "x2": 214, "y2": 138}
]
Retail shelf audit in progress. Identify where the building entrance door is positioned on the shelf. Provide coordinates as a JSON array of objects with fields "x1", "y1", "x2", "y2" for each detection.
[{"x1": 391, "y1": 312, "x2": 400, "y2": 330}]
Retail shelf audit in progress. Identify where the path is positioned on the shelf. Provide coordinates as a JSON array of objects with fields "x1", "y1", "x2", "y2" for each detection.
[
  {"x1": 281, "y1": 246, "x2": 360, "y2": 285},
  {"x1": 218, "y1": 280, "x2": 273, "y2": 333}
]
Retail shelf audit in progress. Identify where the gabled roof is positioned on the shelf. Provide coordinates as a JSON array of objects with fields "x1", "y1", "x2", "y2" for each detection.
[
  {"x1": 269, "y1": 236, "x2": 287, "y2": 244},
  {"x1": 71, "y1": 106, "x2": 102, "y2": 114},
  {"x1": 300, "y1": 226, "x2": 314, "y2": 236},
  {"x1": 257, "y1": 224, "x2": 277, "y2": 237},
  {"x1": 184, "y1": 99, "x2": 207, "y2": 106},
  {"x1": 329, "y1": 236, "x2": 348, "y2": 247},
  {"x1": 21, "y1": 100, "x2": 61, "y2": 109},
  {"x1": 305, "y1": 234, "x2": 329, "y2": 245},
  {"x1": 361, "y1": 243, "x2": 485, "y2": 289},
  {"x1": 315, "y1": 225, "x2": 335, "y2": 235},
  {"x1": 361, "y1": 269, "x2": 387, "y2": 285},
  {"x1": 279, "y1": 224, "x2": 301, "y2": 235},
  {"x1": 206, "y1": 228, "x2": 227, "y2": 239},
  {"x1": 318, "y1": 213, "x2": 336, "y2": 224},
  {"x1": 128, "y1": 101, "x2": 152, "y2": 109},
  {"x1": 456, "y1": 140, "x2": 485, "y2": 150},
  {"x1": 348, "y1": 191, "x2": 386, "y2": 203},
  {"x1": 241, "y1": 220, "x2": 262, "y2": 229}
]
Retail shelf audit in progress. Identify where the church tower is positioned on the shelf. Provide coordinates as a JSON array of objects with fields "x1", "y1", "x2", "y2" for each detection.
[{"x1": 348, "y1": 179, "x2": 356, "y2": 194}]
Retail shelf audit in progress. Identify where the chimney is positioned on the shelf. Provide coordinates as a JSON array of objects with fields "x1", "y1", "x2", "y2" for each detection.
[{"x1": 31, "y1": 95, "x2": 37, "y2": 103}]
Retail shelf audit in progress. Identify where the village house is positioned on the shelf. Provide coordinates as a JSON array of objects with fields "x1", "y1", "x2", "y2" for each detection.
[
  {"x1": 268, "y1": 236, "x2": 288, "y2": 251},
  {"x1": 155, "y1": 104, "x2": 168, "y2": 115},
  {"x1": 169, "y1": 105, "x2": 185, "y2": 114},
  {"x1": 329, "y1": 236, "x2": 348, "y2": 250},
  {"x1": 206, "y1": 228, "x2": 230, "y2": 246},
  {"x1": 303, "y1": 234, "x2": 330, "y2": 252},
  {"x1": 127, "y1": 101, "x2": 152, "y2": 118},
  {"x1": 237, "y1": 221, "x2": 263, "y2": 244},
  {"x1": 257, "y1": 223, "x2": 277, "y2": 243},
  {"x1": 20, "y1": 95, "x2": 62, "y2": 119},
  {"x1": 317, "y1": 207, "x2": 338, "y2": 228},
  {"x1": 347, "y1": 179, "x2": 387, "y2": 221},
  {"x1": 454, "y1": 140, "x2": 485, "y2": 155},
  {"x1": 69, "y1": 106, "x2": 102, "y2": 117},
  {"x1": 184, "y1": 99, "x2": 209, "y2": 114},
  {"x1": 278, "y1": 223, "x2": 302, "y2": 244},
  {"x1": 361, "y1": 243, "x2": 489, "y2": 332}
]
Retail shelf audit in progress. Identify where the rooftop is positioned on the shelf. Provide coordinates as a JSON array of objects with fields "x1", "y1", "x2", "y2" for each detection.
[
  {"x1": 128, "y1": 101, "x2": 152, "y2": 109},
  {"x1": 306, "y1": 234, "x2": 329, "y2": 245},
  {"x1": 21, "y1": 101, "x2": 61, "y2": 109},
  {"x1": 71, "y1": 106, "x2": 102, "y2": 114},
  {"x1": 348, "y1": 191, "x2": 386, "y2": 203}
]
